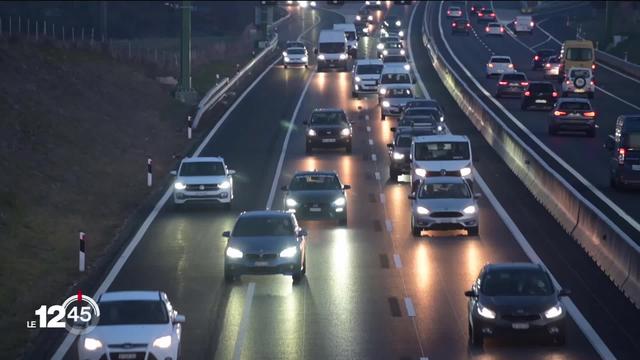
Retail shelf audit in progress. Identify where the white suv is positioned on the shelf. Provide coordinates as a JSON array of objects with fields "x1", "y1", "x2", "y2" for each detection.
[
  {"x1": 78, "y1": 291, "x2": 185, "y2": 360},
  {"x1": 561, "y1": 67, "x2": 595, "y2": 98},
  {"x1": 171, "y1": 156, "x2": 235, "y2": 208}
]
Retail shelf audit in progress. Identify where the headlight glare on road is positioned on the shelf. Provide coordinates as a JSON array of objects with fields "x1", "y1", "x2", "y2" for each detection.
[
  {"x1": 544, "y1": 303, "x2": 563, "y2": 319},
  {"x1": 307, "y1": 129, "x2": 317, "y2": 136},
  {"x1": 463, "y1": 205, "x2": 476, "y2": 215},
  {"x1": 415, "y1": 168, "x2": 427, "y2": 177},
  {"x1": 226, "y1": 247, "x2": 243, "y2": 259},
  {"x1": 280, "y1": 246, "x2": 298, "y2": 258},
  {"x1": 377, "y1": 43, "x2": 384, "y2": 50},
  {"x1": 84, "y1": 338, "x2": 103, "y2": 351},
  {"x1": 341, "y1": 128, "x2": 351, "y2": 136},
  {"x1": 318, "y1": 54, "x2": 325, "y2": 60},
  {"x1": 382, "y1": 101, "x2": 390, "y2": 108},
  {"x1": 333, "y1": 197, "x2": 346, "y2": 206},
  {"x1": 174, "y1": 182, "x2": 186, "y2": 190},
  {"x1": 416, "y1": 206, "x2": 430, "y2": 215},
  {"x1": 152, "y1": 335, "x2": 172, "y2": 349},
  {"x1": 477, "y1": 304, "x2": 496, "y2": 319},
  {"x1": 339, "y1": 53, "x2": 347, "y2": 60},
  {"x1": 393, "y1": 152, "x2": 405, "y2": 160},
  {"x1": 286, "y1": 198, "x2": 298, "y2": 207},
  {"x1": 460, "y1": 167, "x2": 472, "y2": 177},
  {"x1": 219, "y1": 181, "x2": 231, "y2": 189}
]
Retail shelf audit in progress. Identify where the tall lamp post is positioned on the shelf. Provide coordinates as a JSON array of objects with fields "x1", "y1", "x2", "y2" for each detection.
[{"x1": 173, "y1": 0, "x2": 198, "y2": 103}]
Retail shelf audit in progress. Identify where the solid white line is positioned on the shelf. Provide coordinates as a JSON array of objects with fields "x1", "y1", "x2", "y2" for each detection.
[
  {"x1": 232, "y1": 282, "x2": 256, "y2": 360},
  {"x1": 368, "y1": 138, "x2": 374, "y2": 146},
  {"x1": 374, "y1": 171, "x2": 381, "y2": 180},
  {"x1": 379, "y1": 193, "x2": 386, "y2": 204},
  {"x1": 385, "y1": 219, "x2": 393, "y2": 233},
  {"x1": 474, "y1": 173, "x2": 616, "y2": 359},
  {"x1": 404, "y1": 297, "x2": 416, "y2": 317},
  {"x1": 530, "y1": 36, "x2": 552, "y2": 49},
  {"x1": 265, "y1": 73, "x2": 315, "y2": 210},
  {"x1": 393, "y1": 254, "x2": 403, "y2": 269},
  {"x1": 371, "y1": 153, "x2": 377, "y2": 161}
]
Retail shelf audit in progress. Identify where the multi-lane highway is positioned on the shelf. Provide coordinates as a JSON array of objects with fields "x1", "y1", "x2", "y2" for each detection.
[{"x1": 52, "y1": 1, "x2": 640, "y2": 359}]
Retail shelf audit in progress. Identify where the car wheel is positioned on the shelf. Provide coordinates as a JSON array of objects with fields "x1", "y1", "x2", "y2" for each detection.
[
  {"x1": 467, "y1": 226, "x2": 479, "y2": 236},
  {"x1": 292, "y1": 267, "x2": 304, "y2": 283},
  {"x1": 381, "y1": 113, "x2": 386, "y2": 120},
  {"x1": 389, "y1": 167, "x2": 400, "y2": 181},
  {"x1": 469, "y1": 322, "x2": 483, "y2": 347},
  {"x1": 346, "y1": 143, "x2": 352, "y2": 153},
  {"x1": 351, "y1": 91, "x2": 357, "y2": 98},
  {"x1": 224, "y1": 267, "x2": 235, "y2": 283},
  {"x1": 305, "y1": 64, "x2": 309, "y2": 69},
  {"x1": 301, "y1": 254, "x2": 307, "y2": 274},
  {"x1": 411, "y1": 217, "x2": 421, "y2": 237},
  {"x1": 306, "y1": 143, "x2": 312, "y2": 154}
]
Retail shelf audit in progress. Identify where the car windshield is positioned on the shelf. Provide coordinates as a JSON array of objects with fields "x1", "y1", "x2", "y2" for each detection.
[
  {"x1": 233, "y1": 216, "x2": 295, "y2": 236},
  {"x1": 481, "y1": 269, "x2": 554, "y2": 296},
  {"x1": 311, "y1": 111, "x2": 347, "y2": 125},
  {"x1": 491, "y1": 57, "x2": 510, "y2": 63},
  {"x1": 382, "y1": 37, "x2": 400, "y2": 44},
  {"x1": 418, "y1": 182, "x2": 470, "y2": 199},
  {"x1": 570, "y1": 69, "x2": 591, "y2": 78},
  {"x1": 502, "y1": 74, "x2": 526, "y2": 81},
  {"x1": 415, "y1": 141, "x2": 470, "y2": 161},
  {"x1": 357, "y1": 64, "x2": 383, "y2": 74},
  {"x1": 529, "y1": 83, "x2": 554, "y2": 92},
  {"x1": 558, "y1": 101, "x2": 591, "y2": 110},
  {"x1": 287, "y1": 48, "x2": 305, "y2": 55},
  {"x1": 179, "y1": 161, "x2": 225, "y2": 176},
  {"x1": 381, "y1": 73, "x2": 410, "y2": 83},
  {"x1": 387, "y1": 88, "x2": 413, "y2": 97},
  {"x1": 383, "y1": 56, "x2": 406, "y2": 63},
  {"x1": 289, "y1": 174, "x2": 341, "y2": 190},
  {"x1": 99, "y1": 300, "x2": 168, "y2": 325},
  {"x1": 319, "y1": 42, "x2": 345, "y2": 53},
  {"x1": 488, "y1": 23, "x2": 501, "y2": 28},
  {"x1": 405, "y1": 108, "x2": 439, "y2": 117},
  {"x1": 396, "y1": 136, "x2": 412, "y2": 147},
  {"x1": 566, "y1": 47, "x2": 593, "y2": 61}
]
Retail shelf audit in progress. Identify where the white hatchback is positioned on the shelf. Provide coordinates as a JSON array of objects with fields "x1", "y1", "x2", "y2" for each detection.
[
  {"x1": 485, "y1": 22, "x2": 504, "y2": 36},
  {"x1": 486, "y1": 55, "x2": 515, "y2": 77}
]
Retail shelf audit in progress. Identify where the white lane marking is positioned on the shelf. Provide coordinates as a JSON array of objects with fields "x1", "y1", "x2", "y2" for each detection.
[
  {"x1": 379, "y1": 193, "x2": 386, "y2": 204},
  {"x1": 434, "y1": 4, "x2": 617, "y2": 358},
  {"x1": 530, "y1": 36, "x2": 552, "y2": 49},
  {"x1": 436, "y1": 1, "x2": 640, "y2": 236},
  {"x1": 265, "y1": 73, "x2": 315, "y2": 210},
  {"x1": 366, "y1": 125, "x2": 372, "y2": 132},
  {"x1": 393, "y1": 254, "x2": 403, "y2": 269},
  {"x1": 365, "y1": 114, "x2": 370, "y2": 121},
  {"x1": 385, "y1": 219, "x2": 393, "y2": 233},
  {"x1": 232, "y1": 282, "x2": 256, "y2": 360},
  {"x1": 474, "y1": 173, "x2": 616, "y2": 359},
  {"x1": 369, "y1": 138, "x2": 374, "y2": 146},
  {"x1": 371, "y1": 153, "x2": 377, "y2": 161},
  {"x1": 404, "y1": 297, "x2": 416, "y2": 317},
  {"x1": 374, "y1": 171, "x2": 381, "y2": 180}
]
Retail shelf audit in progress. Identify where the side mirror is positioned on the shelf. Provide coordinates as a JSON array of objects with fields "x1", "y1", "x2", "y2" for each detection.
[
  {"x1": 343, "y1": 184, "x2": 351, "y2": 190},
  {"x1": 407, "y1": 194, "x2": 416, "y2": 200},
  {"x1": 281, "y1": 185, "x2": 288, "y2": 191},
  {"x1": 390, "y1": 127, "x2": 397, "y2": 132},
  {"x1": 558, "y1": 288, "x2": 571, "y2": 297},
  {"x1": 170, "y1": 170, "x2": 177, "y2": 176},
  {"x1": 298, "y1": 229, "x2": 308, "y2": 237},
  {"x1": 474, "y1": 193, "x2": 482, "y2": 199},
  {"x1": 464, "y1": 290, "x2": 477, "y2": 297},
  {"x1": 314, "y1": 48, "x2": 318, "y2": 55},
  {"x1": 386, "y1": 143, "x2": 393, "y2": 148},
  {"x1": 227, "y1": 169, "x2": 236, "y2": 175},
  {"x1": 222, "y1": 231, "x2": 231, "y2": 238},
  {"x1": 173, "y1": 314, "x2": 186, "y2": 324}
]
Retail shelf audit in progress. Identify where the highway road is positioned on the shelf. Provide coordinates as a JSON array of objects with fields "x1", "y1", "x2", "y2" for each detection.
[{"x1": 51, "y1": 2, "x2": 640, "y2": 359}]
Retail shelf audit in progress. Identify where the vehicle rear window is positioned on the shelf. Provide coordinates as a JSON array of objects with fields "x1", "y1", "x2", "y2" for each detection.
[
  {"x1": 290, "y1": 174, "x2": 341, "y2": 191},
  {"x1": 455, "y1": 20, "x2": 469, "y2": 25},
  {"x1": 449, "y1": 6, "x2": 461, "y2": 11},
  {"x1": 233, "y1": 216, "x2": 294, "y2": 236},
  {"x1": 287, "y1": 42, "x2": 304, "y2": 48},
  {"x1": 381, "y1": 73, "x2": 411, "y2": 84},
  {"x1": 311, "y1": 111, "x2": 347, "y2": 125},
  {"x1": 566, "y1": 47, "x2": 593, "y2": 61},
  {"x1": 570, "y1": 69, "x2": 591, "y2": 78},
  {"x1": 357, "y1": 64, "x2": 383, "y2": 74},
  {"x1": 502, "y1": 73, "x2": 526, "y2": 81},
  {"x1": 528, "y1": 83, "x2": 554, "y2": 92},
  {"x1": 414, "y1": 141, "x2": 470, "y2": 161},
  {"x1": 287, "y1": 48, "x2": 305, "y2": 55},
  {"x1": 180, "y1": 162, "x2": 225, "y2": 176},
  {"x1": 387, "y1": 88, "x2": 413, "y2": 97},
  {"x1": 491, "y1": 57, "x2": 511, "y2": 63},
  {"x1": 381, "y1": 37, "x2": 400, "y2": 44},
  {"x1": 418, "y1": 182, "x2": 470, "y2": 199},
  {"x1": 488, "y1": 23, "x2": 501, "y2": 28},
  {"x1": 383, "y1": 55, "x2": 406, "y2": 63},
  {"x1": 400, "y1": 115, "x2": 436, "y2": 126},
  {"x1": 558, "y1": 101, "x2": 591, "y2": 110},
  {"x1": 481, "y1": 269, "x2": 554, "y2": 296},
  {"x1": 345, "y1": 32, "x2": 356, "y2": 41},
  {"x1": 99, "y1": 300, "x2": 168, "y2": 325}
]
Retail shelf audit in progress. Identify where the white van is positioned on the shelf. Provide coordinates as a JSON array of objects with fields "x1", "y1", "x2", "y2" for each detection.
[
  {"x1": 333, "y1": 23, "x2": 358, "y2": 57},
  {"x1": 410, "y1": 134, "x2": 473, "y2": 190},
  {"x1": 514, "y1": 15, "x2": 534, "y2": 34},
  {"x1": 315, "y1": 30, "x2": 348, "y2": 71},
  {"x1": 378, "y1": 64, "x2": 413, "y2": 101}
]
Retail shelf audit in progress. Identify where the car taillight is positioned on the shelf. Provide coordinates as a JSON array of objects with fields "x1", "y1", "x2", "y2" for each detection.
[
  {"x1": 448, "y1": 11, "x2": 451, "y2": 15},
  {"x1": 524, "y1": 91, "x2": 531, "y2": 96},
  {"x1": 530, "y1": 21, "x2": 534, "y2": 27},
  {"x1": 590, "y1": 80, "x2": 594, "y2": 85},
  {"x1": 485, "y1": 27, "x2": 490, "y2": 32},
  {"x1": 552, "y1": 91, "x2": 558, "y2": 97},
  {"x1": 467, "y1": 23, "x2": 471, "y2": 27},
  {"x1": 618, "y1": 148, "x2": 626, "y2": 165},
  {"x1": 520, "y1": 81, "x2": 529, "y2": 86},
  {"x1": 583, "y1": 111, "x2": 596, "y2": 117},
  {"x1": 478, "y1": 12, "x2": 483, "y2": 16},
  {"x1": 566, "y1": 80, "x2": 571, "y2": 84},
  {"x1": 491, "y1": 13, "x2": 495, "y2": 17},
  {"x1": 498, "y1": 81, "x2": 508, "y2": 85},
  {"x1": 452, "y1": 22, "x2": 456, "y2": 27},
  {"x1": 500, "y1": 27, "x2": 504, "y2": 32},
  {"x1": 508, "y1": 64, "x2": 514, "y2": 68},
  {"x1": 546, "y1": 63, "x2": 551, "y2": 68},
  {"x1": 554, "y1": 110, "x2": 567, "y2": 116},
  {"x1": 534, "y1": 55, "x2": 539, "y2": 61},
  {"x1": 592, "y1": 64, "x2": 596, "y2": 70}
]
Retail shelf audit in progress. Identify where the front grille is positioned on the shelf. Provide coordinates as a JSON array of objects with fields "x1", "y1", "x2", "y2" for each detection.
[
  {"x1": 502, "y1": 314, "x2": 540, "y2": 322},
  {"x1": 319, "y1": 130, "x2": 336, "y2": 137},
  {"x1": 108, "y1": 352, "x2": 147, "y2": 360},
  {"x1": 185, "y1": 184, "x2": 219, "y2": 191},
  {"x1": 244, "y1": 253, "x2": 278, "y2": 261},
  {"x1": 430, "y1": 211, "x2": 463, "y2": 218},
  {"x1": 109, "y1": 343, "x2": 147, "y2": 349},
  {"x1": 426, "y1": 170, "x2": 461, "y2": 177}
]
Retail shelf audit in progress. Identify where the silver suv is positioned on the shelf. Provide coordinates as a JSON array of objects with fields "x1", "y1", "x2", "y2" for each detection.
[{"x1": 561, "y1": 67, "x2": 595, "y2": 98}]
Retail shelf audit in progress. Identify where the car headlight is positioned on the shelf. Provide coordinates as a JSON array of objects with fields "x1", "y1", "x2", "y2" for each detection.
[
  {"x1": 460, "y1": 167, "x2": 471, "y2": 177},
  {"x1": 368, "y1": 15, "x2": 373, "y2": 21},
  {"x1": 437, "y1": 125, "x2": 443, "y2": 132},
  {"x1": 415, "y1": 168, "x2": 427, "y2": 177},
  {"x1": 219, "y1": 180, "x2": 231, "y2": 189},
  {"x1": 284, "y1": 56, "x2": 291, "y2": 62},
  {"x1": 356, "y1": 15, "x2": 362, "y2": 21},
  {"x1": 363, "y1": 27, "x2": 369, "y2": 33},
  {"x1": 83, "y1": 338, "x2": 103, "y2": 351},
  {"x1": 307, "y1": 128, "x2": 317, "y2": 136},
  {"x1": 403, "y1": 64, "x2": 410, "y2": 71},
  {"x1": 339, "y1": 53, "x2": 347, "y2": 60},
  {"x1": 544, "y1": 303, "x2": 563, "y2": 319},
  {"x1": 226, "y1": 247, "x2": 243, "y2": 259},
  {"x1": 355, "y1": 76, "x2": 361, "y2": 82},
  {"x1": 477, "y1": 304, "x2": 496, "y2": 319},
  {"x1": 340, "y1": 128, "x2": 351, "y2": 136},
  {"x1": 174, "y1": 182, "x2": 186, "y2": 190},
  {"x1": 280, "y1": 246, "x2": 298, "y2": 258},
  {"x1": 416, "y1": 206, "x2": 429, "y2": 215},
  {"x1": 400, "y1": 49, "x2": 406, "y2": 55},
  {"x1": 310, "y1": 0, "x2": 316, "y2": 6},
  {"x1": 282, "y1": 51, "x2": 288, "y2": 56},
  {"x1": 286, "y1": 198, "x2": 298, "y2": 207},
  {"x1": 399, "y1": 30, "x2": 404, "y2": 37},
  {"x1": 383, "y1": 49, "x2": 388, "y2": 56},
  {"x1": 395, "y1": 20, "x2": 402, "y2": 27},
  {"x1": 318, "y1": 54, "x2": 325, "y2": 60},
  {"x1": 333, "y1": 197, "x2": 346, "y2": 206},
  {"x1": 379, "y1": 87, "x2": 387, "y2": 95},
  {"x1": 152, "y1": 335, "x2": 172, "y2": 349},
  {"x1": 440, "y1": 116, "x2": 444, "y2": 122},
  {"x1": 393, "y1": 152, "x2": 405, "y2": 160},
  {"x1": 382, "y1": 101, "x2": 390, "y2": 108},
  {"x1": 463, "y1": 205, "x2": 476, "y2": 215},
  {"x1": 377, "y1": 43, "x2": 384, "y2": 50},
  {"x1": 301, "y1": 56, "x2": 308, "y2": 62}
]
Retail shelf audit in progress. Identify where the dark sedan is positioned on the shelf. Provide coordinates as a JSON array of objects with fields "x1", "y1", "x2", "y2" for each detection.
[
  {"x1": 387, "y1": 128, "x2": 437, "y2": 179},
  {"x1": 465, "y1": 263, "x2": 570, "y2": 346},
  {"x1": 521, "y1": 81, "x2": 558, "y2": 110},
  {"x1": 532, "y1": 49, "x2": 555, "y2": 70},
  {"x1": 282, "y1": 171, "x2": 350, "y2": 225},
  {"x1": 451, "y1": 19, "x2": 471, "y2": 35},
  {"x1": 223, "y1": 211, "x2": 307, "y2": 283},
  {"x1": 496, "y1": 72, "x2": 529, "y2": 98},
  {"x1": 304, "y1": 108, "x2": 352, "y2": 153}
]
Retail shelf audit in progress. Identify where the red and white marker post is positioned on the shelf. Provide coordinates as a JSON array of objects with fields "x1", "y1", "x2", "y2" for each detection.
[
  {"x1": 147, "y1": 158, "x2": 153, "y2": 187},
  {"x1": 187, "y1": 116, "x2": 192, "y2": 139},
  {"x1": 79, "y1": 232, "x2": 86, "y2": 272}
]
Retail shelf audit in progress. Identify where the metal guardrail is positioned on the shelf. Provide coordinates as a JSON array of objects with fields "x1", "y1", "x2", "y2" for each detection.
[
  {"x1": 595, "y1": 49, "x2": 640, "y2": 79},
  {"x1": 421, "y1": 6, "x2": 640, "y2": 308}
]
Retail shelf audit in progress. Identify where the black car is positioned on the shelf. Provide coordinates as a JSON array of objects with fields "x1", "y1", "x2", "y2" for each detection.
[
  {"x1": 451, "y1": 19, "x2": 471, "y2": 35},
  {"x1": 304, "y1": 108, "x2": 352, "y2": 153},
  {"x1": 387, "y1": 128, "x2": 437, "y2": 179},
  {"x1": 532, "y1": 49, "x2": 555, "y2": 70},
  {"x1": 606, "y1": 115, "x2": 640, "y2": 188},
  {"x1": 281, "y1": 171, "x2": 350, "y2": 225},
  {"x1": 477, "y1": 8, "x2": 496, "y2": 22},
  {"x1": 521, "y1": 81, "x2": 558, "y2": 110},
  {"x1": 465, "y1": 263, "x2": 570, "y2": 346},
  {"x1": 404, "y1": 99, "x2": 446, "y2": 121}
]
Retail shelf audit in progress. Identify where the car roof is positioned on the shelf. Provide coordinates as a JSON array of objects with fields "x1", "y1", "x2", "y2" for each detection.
[
  {"x1": 239, "y1": 210, "x2": 291, "y2": 218},
  {"x1": 293, "y1": 170, "x2": 338, "y2": 177},
  {"x1": 414, "y1": 134, "x2": 469, "y2": 142},
  {"x1": 500, "y1": 72, "x2": 526, "y2": 77},
  {"x1": 312, "y1": 108, "x2": 345, "y2": 113},
  {"x1": 182, "y1": 156, "x2": 224, "y2": 163},
  {"x1": 356, "y1": 59, "x2": 383, "y2": 65},
  {"x1": 100, "y1": 291, "x2": 162, "y2": 302},
  {"x1": 484, "y1": 262, "x2": 544, "y2": 272}
]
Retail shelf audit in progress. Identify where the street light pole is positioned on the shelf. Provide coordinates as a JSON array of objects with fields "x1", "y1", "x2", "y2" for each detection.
[{"x1": 175, "y1": 0, "x2": 198, "y2": 103}]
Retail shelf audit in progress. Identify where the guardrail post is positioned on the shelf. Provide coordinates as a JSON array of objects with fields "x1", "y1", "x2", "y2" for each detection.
[
  {"x1": 9, "y1": 16, "x2": 12, "y2": 36},
  {"x1": 35, "y1": 20, "x2": 38, "y2": 40},
  {"x1": 79, "y1": 232, "x2": 86, "y2": 272},
  {"x1": 187, "y1": 116, "x2": 192, "y2": 139},
  {"x1": 72, "y1": 27, "x2": 75, "y2": 42},
  {"x1": 43, "y1": 20, "x2": 47, "y2": 36},
  {"x1": 624, "y1": 52, "x2": 628, "y2": 62},
  {"x1": 147, "y1": 158, "x2": 153, "y2": 187},
  {"x1": 17, "y1": 16, "x2": 20, "y2": 34},
  {"x1": 62, "y1": 26, "x2": 65, "y2": 42}
]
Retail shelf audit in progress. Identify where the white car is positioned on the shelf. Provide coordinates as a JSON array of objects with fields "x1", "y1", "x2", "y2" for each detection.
[
  {"x1": 485, "y1": 22, "x2": 504, "y2": 36},
  {"x1": 283, "y1": 46, "x2": 309, "y2": 68},
  {"x1": 486, "y1": 55, "x2": 515, "y2": 77},
  {"x1": 380, "y1": 84, "x2": 416, "y2": 120},
  {"x1": 514, "y1": 15, "x2": 534, "y2": 34},
  {"x1": 171, "y1": 156, "x2": 235, "y2": 208},
  {"x1": 352, "y1": 58, "x2": 384, "y2": 97},
  {"x1": 78, "y1": 291, "x2": 185, "y2": 360},
  {"x1": 410, "y1": 134, "x2": 473, "y2": 190},
  {"x1": 561, "y1": 67, "x2": 595, "y2": 98},
  {"x1": 447, "y1": 6, "x2": 463, "y2": 17}
]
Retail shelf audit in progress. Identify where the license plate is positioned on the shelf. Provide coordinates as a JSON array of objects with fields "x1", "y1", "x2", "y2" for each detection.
[
  {"x1": 322, "y1": 138, "x2": 336, "y2": 143},
  {"x1": 309, "y1": 207, "x2": 322, "y2": 212},
  {"x1": 117, "y1": 354, "x2": 137, "y2": 360},
  {"x1": 509, "y1": 83, "x2": 518, "y2": 86},
  {"x1": 512, "y1": 323, "x2": 530, "y2": 330},
  {"x1": 254, "y1": 261, "x2": 269, "y2": 266},
  {"x1": 535, "y1": 99, "x2": 547, "y2": 103},
  {"x1": 632, "y1": 165, "x2": 640, "y2": 171}
]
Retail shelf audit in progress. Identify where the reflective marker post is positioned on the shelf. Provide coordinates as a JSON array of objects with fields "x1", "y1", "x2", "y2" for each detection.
[
  {"x1": 187, "y1": 115, "x2": 192, "y2": 139},
  {"x1": 79, "y1": 232, "x2": 86, "y2": 272},
  {"x1": 147, "y1": 158, "x2": 153, "y2": 187}
]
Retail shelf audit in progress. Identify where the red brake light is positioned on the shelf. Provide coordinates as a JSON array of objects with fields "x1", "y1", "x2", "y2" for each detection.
[
  {"x1": 552, "y1": 91, "x2": 558, "y2": 97},
  {"x1": 452, "y1": 22, "x2": 456, "y2": 27},
  {"x1": 554, "y1": 110, "x2": 567, "y2": 116},
  {"x1": 485, "y1": 27, "x2": 490, "y2": 32},
  {"x1": 520, "y1": 81, "x2": 529, "y2": 86},
  {"x1": 534, "y1": 55, "x2": 539, "y2": 61},
  {"x1": 618, "y1": 148, "x2": 626, "y2": 165},
  {"x1": 524, "y1": 91, "x2": 531, "y2": 96},
  {"x1": 478, "y1": 12, "x2": 483, "y2": 16},
  {"x1": 498, "y1": 81, "x2": 508, "y2": 85},
  {"x1": 584, "y1": 111, "x2": 596, "y2": 117},
  {"x1": 566, "y1": 80, "x2": 571, "y2": 84},
  {"x1": 491, "y1": 13, "x2": 495, "y2": 17},
  {"x1": 500, "y1": 27, "x2": 504, "y2": 32},
  {"x1": 546, "y1": 63, "x2": 551, "y2": 68},
  {"x1": 467, "y1": 23, "x2": 471, "y2": 27},
  {"x1": 592, "y1": 64, "x2": 596, "y2": 70}
]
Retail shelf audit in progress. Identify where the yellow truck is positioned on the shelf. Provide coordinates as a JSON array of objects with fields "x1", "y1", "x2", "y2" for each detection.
[{"x1": 559, "y1": 40, "x2": 595, "y2": 78}]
